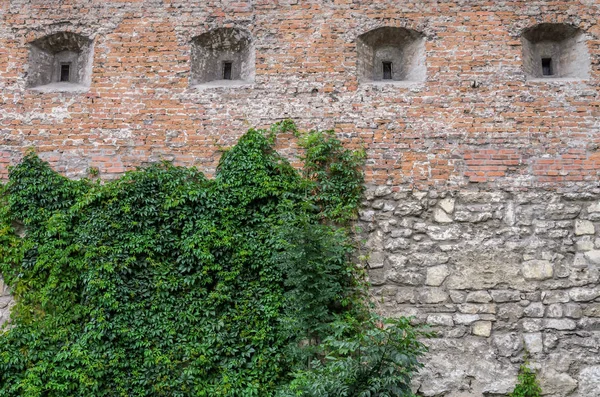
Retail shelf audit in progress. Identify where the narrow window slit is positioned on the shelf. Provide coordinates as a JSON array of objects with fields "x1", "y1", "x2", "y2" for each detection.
[
  {"x1": 223, "y1": 61, "x2": 233, "y2": 80},
  {"x1": 382, "y1": 61, "x2": 393, "y2": 80},
  {"x1": 542, "y1": 58, "x2": 553, "y2": 76},
  {"x1": 60, "y1": 63, "x2": 71, "y2": 82}
]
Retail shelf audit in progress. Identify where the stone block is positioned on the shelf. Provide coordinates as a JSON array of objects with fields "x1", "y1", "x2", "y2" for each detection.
[
  {"x1": 433, "y1": 208, "x2": 453, "y2": 223},
  {"x1": 539, "y1": 370, "x2": 578, "y2": 396},
  {"x1": 466, "y1": 290, "x2": 492, "y2": 303},
  {"x1": 454, "y1": 313, "x2": 480, "y2": 325},
  {"x1": 564, "y1": 303, "x2": 583, "y2": 319},
  {"x1": 524, "y1": 302, "x2": 545, "y2": 318},
  {"x1": 490, "y1": 290, "x2": 521, "y2": 303},
  {"x1": 575, "y1": 219, "x2": 595, "y2": 235},
  {"x1": 546, "y1": 303, "x2": 563, "y2": 318},
  {"x1": 522, "y1": 260, "x2": 554, "y2": 280},
  {"x1": 569, "y1": 287, "x2": 600, "y2": 302},
  {"x1": 438, "y1": 198, "x2": 455, "y2": 214},
  {"x1": 583, "y1": 303, "x2": 600, "y2": 317},
  {"x1": 493, "y1": 332, "x2": 523, "y2": 357},
  {"x1": 425, "y1": 265, "x2": 449, "y2": 287},
  {"x1": 523, "y1": 332, "x2": 543, "y2": 353},
  {"x1": 472, "y1": 321, "x2": 492, "y2": 337},
  {"x1": 544, "y1": 319, "x2": 577, "y2": 330},
  {"x1": 417, "y1": 288, "x2": 448, "y2": 304},
  {"x1": 367, "y1": 252, "x2": 385, "y2": 269},
  {"x1": 578, "y1": 366, "x2": 600, "y2": 397},
  {"x1": 542, "y1": 290, "x2": 570, "y2": 304},
  {"x1": 427, "y1": 314, "x2": 454, "y2": 327},
  {"x1": 584, "y1": 250, "x2": 600, "y2": 265}
]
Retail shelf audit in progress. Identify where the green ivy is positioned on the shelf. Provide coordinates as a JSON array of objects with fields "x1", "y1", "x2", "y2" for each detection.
[{"x1": 0, "y1": 122, "x2": 429, "y2": 397}]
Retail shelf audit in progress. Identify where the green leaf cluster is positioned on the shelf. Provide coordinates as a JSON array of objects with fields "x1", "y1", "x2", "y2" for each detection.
[
  {"x1": 509, "y1": 359, "x2": 542, "y2": 397},
  {"x1": 0, "y1": 123, "x2": 428, "y2": 396}
]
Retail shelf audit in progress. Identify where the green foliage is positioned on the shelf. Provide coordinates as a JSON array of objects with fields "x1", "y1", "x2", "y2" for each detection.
[
  {"x1": 299, "y1": 130, "x2": 366, "y2": 223},
  {"x1": 0, "y1": 122, "x2": 428, "y2": 396},
  {"x1": 510, "y1": 357, "x2": 542, "y2": 397},
  {"x1": 277, "y1": 316, "x2": 431, "y2": 397}
]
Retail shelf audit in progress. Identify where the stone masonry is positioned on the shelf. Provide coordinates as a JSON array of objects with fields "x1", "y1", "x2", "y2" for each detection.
[{"x1": 1, "y1": 0, "x2": 600, "y2": 395}]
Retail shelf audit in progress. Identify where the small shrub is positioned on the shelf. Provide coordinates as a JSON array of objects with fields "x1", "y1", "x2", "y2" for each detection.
[{"x1": 510, "y1": 357, "x2": 542, "y2": 397}]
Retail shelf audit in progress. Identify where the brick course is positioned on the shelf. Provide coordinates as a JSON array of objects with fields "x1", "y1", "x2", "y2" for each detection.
[{"x1": 0, "y1": 0, "x2": 599, "y2": 189}]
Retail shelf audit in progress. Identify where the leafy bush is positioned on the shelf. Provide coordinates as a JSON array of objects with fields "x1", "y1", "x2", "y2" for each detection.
[
  {"x1": 510, "y1": 357, "x2": 542, "y2": 397},
  {"x1": 0, "y1": 122, "x2": 429, "y2": 396}
]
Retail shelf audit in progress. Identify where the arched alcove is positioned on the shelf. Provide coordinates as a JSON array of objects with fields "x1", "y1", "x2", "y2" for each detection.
[
  {"x1": 27, "y1": 32, "x2": 94, "y2": 91},
  {"x1": 356, "y1": 27, "x2": 426, "y2": 84},
  {"x1": 521, "y1": 23, "x2": 589, "y2": 80},
  {"x1": 190, "y1": 27, "x2": 255, "y2": 87}
]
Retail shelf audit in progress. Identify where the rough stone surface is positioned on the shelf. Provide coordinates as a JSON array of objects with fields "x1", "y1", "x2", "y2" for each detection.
[
  {"x1": 578, "y1": 366, "x2": 600, "y2": 397},
  {"x1": 575, "y1": 220, "x2": 595, "y2": 236},
  {"x1": 522, "y1": 260, "x2": 554, "y2": 281},
  {"x1": 1, "y1": 1, "x2": 600, "y2": 396},
  {"x1": 472, "y1": 321, "x2": 492, "y2": 337}
]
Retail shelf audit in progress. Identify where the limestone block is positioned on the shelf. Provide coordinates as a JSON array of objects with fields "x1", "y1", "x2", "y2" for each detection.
[
  {"x1": 544, "y1": 333, "x2": 560, "y2": 350},
  {"x1": 564, "y1": 303, "x2": 583, "y2": 319},
  {"x1": 425, "y1": 265, "x2": 449, "y2": 287},
  {"x1": 427, "y1": 314, "x2": 454, "y2": 327},
  {"x1": 417, "y1": 288, "x2": 448, "y2": 304},
  {"x1": 438, "y1": 198, "x2": 455, "y2": 214},
  {"x1": 0, "y1": 296, "x2": 12, "y2": 309},
  {"x1": 575, "y1": 239, "x2": 594, "y2": 251},
  {"x1": 449, "y1": 290, "x2": 466, "y2": 303},
  {"x1": 524, "y1": 302, "x2": 545, "y2": 318},
  {"x1": 569, "y1": 287, "x2": 600, "y2": 302},
  {"x1": 522, "y1": 319, "x2": 543, "y2": 332},
  {"x1": 395, "y1": 288, "x2": 416, "y2": 304},
  {"x1": 583, "y1": 303, "x2": 600, "y2": 317},
  {"x1": 374, "y1": 186, "x2": 392, "y2": 197},
  {"x1": 497, "y1": 303, "x2": 524, "y2": 321},
  {"x1": 445, "y1": 250, "x2": 524, "y2": 290},
  {"x1": 493, "y1": 333, "x2": 523, "y2": 357},
  {"x1": 523, "y1": 332, "x2": 543, "y2": 354},
  {"x1": 491, "y1": 289, "x2": 521, "y2": 303},
  {"x1": 522, "y1": 260, "x2": 554, "y2": 280},
  {"x1": 459, "y1": 303, "x2": 496, "y2": 314},
  {"x1": 472, "y1": 321, "x2": 492, "y2": 337},
  {"x1": 544, "y1": 319, "x2": 577, "y2": 330},
  {"x1": 546, "y1": 303, "x2": 563, "y2": 318},
  {"x1": 584, "y1": 250, "x2": 600, "y2": 265},
  {"x1": 367, "y1": 252, "x2": 385, "y2": 269},
  {"x1": 466, "y1": 290, "x2": 493, "y2": 303},
  {"x1": 393, "y1": 202, "x2": 424, "y2": 216},
  {"x1": 359, "y1": 209, "x2": 375, "y2": 222},
  {"x1": 578, "y1": 366, "x2": 600, "y2": 397},
  {"x1": 454, "y1": 313, "x2": 480, "y2": 325},
  {"x1": 589, "y1": 202, "x2": 600, "y2": 213},
  {"x1": 433, "y1": 208, "x2": 453, "y2": 223},
  {"x1": 539, "y1": 370, "x2": 578, "y2": 396},
  {"x1": 426, "y1": 225, "x2": 462, "y2": 241},
  {"x1": 542, "y1": 290, "x2": 570, "y2": 304},
  {"x1": 575, "y1": 219, "x2": 595, "y2": 235}
]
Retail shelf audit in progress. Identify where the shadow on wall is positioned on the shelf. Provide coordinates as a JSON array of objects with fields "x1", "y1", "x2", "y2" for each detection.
[
  {"x1": 27, "y1": 31, "x2": 94, "y2": 92},
  {"x1": 521, "y1": 23, "x2": 590, "y2": 81},
  {"x1": 356, "y1": 26, "x2": 426, "y2": 85},
  {"x1": 190, "y1": 27, "x2": 255, "y2": 88}
]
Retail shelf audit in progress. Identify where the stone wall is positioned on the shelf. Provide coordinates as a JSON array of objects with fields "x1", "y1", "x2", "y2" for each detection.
[
  {"x1": 0, "y1": 276, "x2": 13, "y2": 328},
  {"x1": 1, "y1": 0, "x2": 600, "y2": 395},
  {"x1": 360, "y1": 185, "x2": 600, "y2": 396}
]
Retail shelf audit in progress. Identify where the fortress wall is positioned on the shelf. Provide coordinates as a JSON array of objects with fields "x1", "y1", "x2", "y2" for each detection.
[{"x1": 1, "y1": 1, "x2": 600, "y2": 395}]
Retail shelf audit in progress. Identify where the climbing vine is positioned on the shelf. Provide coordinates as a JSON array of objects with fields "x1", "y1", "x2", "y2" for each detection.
[{"x1": 0, "y1": 122, "x2": 429, "y2": 396}]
